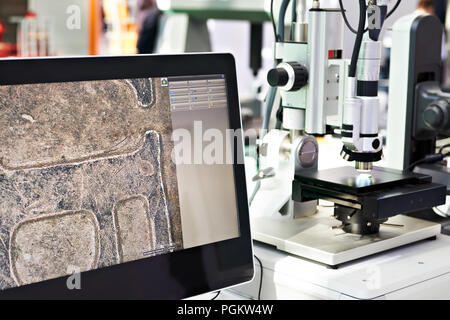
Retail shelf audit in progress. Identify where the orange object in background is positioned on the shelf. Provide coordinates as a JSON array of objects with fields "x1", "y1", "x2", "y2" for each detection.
[
  {"x1": 24, "y1": 11, "x2": 37, "y2": 19},
  {"x1": 89, "y1": 0, "x2": 101, "y2": 55}
]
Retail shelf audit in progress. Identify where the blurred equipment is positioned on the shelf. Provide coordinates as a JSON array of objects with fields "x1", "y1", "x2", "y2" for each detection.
[
  {"x1": 27, "y1": 0, "x2": 101, "y2": 56},
  {"x1": 0, "y1": 21, "x2": 14, "y2": 57},
  {"x1": 250, "y1": 0, "x2": 447, "y2": 267},
  {"x1": 387, "y1": 12, "x2": 450, "y2": 218},
  {"x1": 155, "y1": 0, "x2": 272, "y2": 135},
  {"x1": 17, "y1": 12, "x2": 54, "y2": 57},
  {"x1": 155, "y1": 0, "x2": 269, "y2": 53},
  {"x1": 0, "y1": 0, "x2": 27, "y2": 57},
  {"x1": 103, "y1": 0, "x2": 139, "y2": 54}
]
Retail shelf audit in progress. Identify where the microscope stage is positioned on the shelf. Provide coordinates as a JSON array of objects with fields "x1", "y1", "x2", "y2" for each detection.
[
  {"x1": 293, "y1": 166, "x2": 446, "y2": 222},
  {"x1": 294, "y1": 166, "x2": 429, "y2": 194},
  {"x1": 251, "y1": 166, "x2": 446, "y2": 267}
]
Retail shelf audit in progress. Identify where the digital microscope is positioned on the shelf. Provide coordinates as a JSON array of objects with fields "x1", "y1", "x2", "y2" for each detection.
[
  {"x1": 386, "y1": 11, "x2": 450, "y2": 218},
  {"x1": 251, "y1": 0, "x2": 447, "y2": 267}
]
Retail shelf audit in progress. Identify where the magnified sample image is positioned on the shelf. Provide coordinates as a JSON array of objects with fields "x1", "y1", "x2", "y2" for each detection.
[{"x1": 0, "y1": 78, "x2": 182, "y2": 290}]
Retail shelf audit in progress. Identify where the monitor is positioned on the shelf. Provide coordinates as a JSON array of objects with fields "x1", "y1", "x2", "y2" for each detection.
[{"x1": 0, "y1": 53, "x2": 253, "y2": 299}]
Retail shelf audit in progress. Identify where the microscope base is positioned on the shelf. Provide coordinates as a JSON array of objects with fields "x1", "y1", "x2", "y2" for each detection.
[{"x1": 251, "y1": 208, "x2": 440, "y2": 268}]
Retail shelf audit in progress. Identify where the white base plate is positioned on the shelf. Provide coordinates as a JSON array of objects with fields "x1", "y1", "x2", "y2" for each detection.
[
  {"x1": 231, "y1": 235, "x2": 450, "y2": 300},
  {"x1": 252, "y1": 208, "x2": 441, "y2": 267}
]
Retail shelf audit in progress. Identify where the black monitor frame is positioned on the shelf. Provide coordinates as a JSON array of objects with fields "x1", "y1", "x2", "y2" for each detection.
[{"x1": 0, "y1": 53, "x2": 254, "y2": 300}]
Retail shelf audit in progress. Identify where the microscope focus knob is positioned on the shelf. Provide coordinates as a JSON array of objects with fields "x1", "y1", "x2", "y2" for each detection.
[
  {"x1": 267, "y1": 68, "x2": 289, "y2": 87},
  {"x1": 267, "y1": 62, "x2": 308, "y2": 91},
  {"x1": 424, "y1": 99, "x2": 450, "y2": 130}
]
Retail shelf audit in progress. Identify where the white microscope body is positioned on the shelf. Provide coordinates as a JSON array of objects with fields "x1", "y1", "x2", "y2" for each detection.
[{"x1": 251, "y1": 0, "x2": 445, "y2": 267}]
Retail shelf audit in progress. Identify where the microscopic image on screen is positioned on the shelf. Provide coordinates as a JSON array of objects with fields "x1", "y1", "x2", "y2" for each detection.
[{"x1": 0, "y1": 78, "x2": 183, "y2": 290}]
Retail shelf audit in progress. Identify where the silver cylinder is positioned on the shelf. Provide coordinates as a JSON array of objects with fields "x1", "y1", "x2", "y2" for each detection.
[
  {"x1": 356, "y1": 161, "x2": 373, "y2": 172},
  {"x1": 294, "y1": 22, "x2": 308, "y2": 42}
]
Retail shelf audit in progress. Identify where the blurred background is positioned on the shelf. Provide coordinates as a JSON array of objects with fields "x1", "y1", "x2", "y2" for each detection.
[{"x1": 0, "y1": 0, "x2": 448, "y2": 131}]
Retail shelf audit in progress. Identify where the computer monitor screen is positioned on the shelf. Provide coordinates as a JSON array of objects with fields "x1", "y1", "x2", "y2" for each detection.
[{"x1": 0, "y1": 54, "x2": 253, "y2": 299}]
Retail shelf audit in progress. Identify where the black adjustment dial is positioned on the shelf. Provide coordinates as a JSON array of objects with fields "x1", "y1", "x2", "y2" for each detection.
[
  {"x1": 267, "y1": 62, "x2": 308, "y2": 91},
  {"x1": 290, "y1": 62, "x2": 309, "y2": 91},
  {"x1": 424, "y1": 99, "x2": 449, "y2": 131},
  {"x1": 267, "y1": 68, "x2": 289, "y2": 87}
]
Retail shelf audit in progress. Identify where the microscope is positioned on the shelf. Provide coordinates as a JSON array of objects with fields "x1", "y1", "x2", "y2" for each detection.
[
  {"x1": 386, "y1": 12, "x2": 450, "y2": 220},
  {"x1": 252, "y1": 0, "x2": 447, "y2": 267}
]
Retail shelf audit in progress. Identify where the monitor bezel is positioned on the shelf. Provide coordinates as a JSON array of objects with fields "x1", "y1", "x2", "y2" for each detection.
[{"x1": 0, "y1": 53, "x2": 254, "y2": 299}]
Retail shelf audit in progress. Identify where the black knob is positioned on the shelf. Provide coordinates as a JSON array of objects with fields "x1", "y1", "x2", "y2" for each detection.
[
  {"x1": 424, "y1": 106, "x2": 443, "y2": 128},
  {"x1": 290, "y1": 63, "x2": 308, "y2": 91},
  {"x1": 424, "y1": 99, "x2": 449, "y2": 130},
  {"x1": 267, "y1": 62, "x2": 309, "y2": 91},
  {"x1": 268, "y1": 68, "x2": 289, "y2": 87}
]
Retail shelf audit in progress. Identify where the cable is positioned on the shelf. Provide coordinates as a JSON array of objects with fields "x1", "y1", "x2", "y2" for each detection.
[
  {"x1": 386, "y1": 0, "x2": 401, "y2": 20},
  {"x1": 255, "y1": 0, "x2": 282, "y2": 207},
  {"x1": 254, "y1": 255, "x2": 263, "y2": 300},
  {"x1": 339, "y1": 0, "x2": 402, "y2": 35},
  {"x1": 249, "y1": 180, "x2": 261, "y2": 206},
  {"x1": 439, "y1": 144, "x2": 450, "y2": 154},
  {"x1": 406, "y1": 153, "x2": 445, "y2": 172},
  {"x1": 291, "y1": 0, "x2": 297, "y2": 24},
  {"x1": 275, "y1": 99, "x2": 283, "y2": 130},
  {"x1": 211, "y1": 291, "x2": 221, "y2": 300},
  {"x1": 339, "y1": 0, "x2": 368, "y2": 35},
  {"x1": 262, "y1": 85, "x2": 277, "y2": 139},
  {"x1": 270, "y1": 0, "x2": 277, "y2": 41},
  {"x1": 263, "y1": 0, "x2": 284, "y2": 139},
  {"x1": 348, "y1": 0, "x2": 367, "y2": 78},
  {"x1": 277, "y1": 0, "x2": 291, "y2": 42},
  {"x1": 289, "y1": 0, "x2": 297, "y2": 40}
]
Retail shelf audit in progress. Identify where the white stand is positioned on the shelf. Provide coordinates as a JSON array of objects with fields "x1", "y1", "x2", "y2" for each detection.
[{"x1": 231, "y1": 236, "x2": 450, "y2": 300}]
